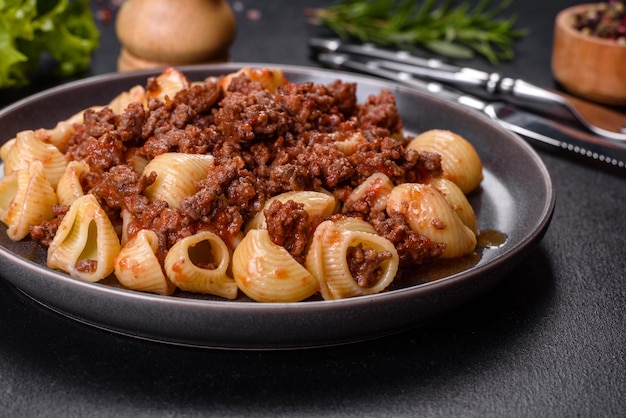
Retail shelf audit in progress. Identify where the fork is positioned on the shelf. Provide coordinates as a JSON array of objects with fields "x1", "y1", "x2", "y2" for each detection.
[{"x1": 309, "y1": 38, "x2": 626, "y2": 142}]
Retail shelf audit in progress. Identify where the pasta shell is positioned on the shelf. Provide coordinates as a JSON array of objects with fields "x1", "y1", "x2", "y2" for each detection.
[
  {"x1": 0, "y1": 173, "x2": 16, "y2": 220},
  {"x1": 386, "y1": 183, "x2": 476, "y2": 259},
  {"x1": 56, "y1": 160, "x2": 90, "y2": 206},
  {"x1": 305, "y1": 217, "x2": 376, "y2": 299},
  {"x1": 120, "y1": 208, "x2": 133, "y2": 247},
  {"x1": 218, "y1": 67, "x2": 287, "y2": 93},
  {"x1": 114, "y1": 229, "x2": 175, "y2": 296},
  {"x1": 232, "y1": 229, "x2": 318, "y2": 302},
  {"x1": 47, "y1": 106, "x2": 103, "y2": 152},
  {"x1": 342, "y1": 172, "x2": 394, "y2": 215},
  {"x1": 0, "y1": 161, "x2": 58, "y2": 241},
  {"x1": 44, "y1": 123, "x2": 75, "y2": 153},
  {"x1": 164, "y1": 231, "x2": 238, "y2": 299},
  {"x1": 47, "y1": 194, "x2": 121, "y2": 282},
  {"x1": 126, "y1": 149, "x2": 149, "y2": 175},
  {"x1": 143, "y1": 153, "x2": 215, "y2": 208},
  {"x1": 331, "y1": 216, "x2": 377, "y2": 234},
  {"x1": 427, "y1": 177, "x2": 478, "y2": 234},
  {"x1": 3, "y1": 130, "x2": 67, "y2": 188},
  {"x1": 305, "y1": 218, "x2": 399, "y2": 300},
  {"x1": 0, "y1": 138, "x2": 15, "y2": 161},
  {"x1": 408, "y1": 129, "x2": 483, "y2": 194},
  {"x1": 331, "y1": 131, "x2": 367, "y2": 155},
  {"x1": 146, "y1": 67, "x2": 190, "y2": 102},
  {"x1": 245, "y1": 190, "x2": 336, "y2": 232},
  {"x1": 107, "y1": 85, "x2": 147, "y2": 113}
]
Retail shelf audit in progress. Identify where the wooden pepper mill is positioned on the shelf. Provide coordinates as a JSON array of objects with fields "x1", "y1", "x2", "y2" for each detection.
[{"x1": 115, "y1": 0, "x2": 237, "y2": 72}]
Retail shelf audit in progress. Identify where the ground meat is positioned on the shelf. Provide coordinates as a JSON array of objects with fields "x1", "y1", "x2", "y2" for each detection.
[
  {"x1": 116, "y1": 102, "x2": 146, "y2": 143},
  {"x1": 29, "y1": 205, "x2": 69, "y2": 247},
  {"x1": 225, "y1": 73, "x2": 269, "y2": 94},
  {"x1": 66, "y1": 121, "x2": 127, "y2": 174},
  {"x1": 180, "y1": 160, "x2": 244, "y2": 221},
  {"x1": 297, "y1": 143, "x2": 355, "y2": 188},
  {"x1": 214, "y1": 89, "x2": 289, "y2": 142},
  {"x1": 349, "y1": 136, "x2": 408, "y2": 184},
  {"x1": 30, "y1": 68, "x2": 452, "y2": 286},
  {"x1": 277, "y1": 81, "x2": 352, "y2": 133},
  {"x1": 347, "y1": 243, "x2": 392, "y2": 288},
  {"x1": 125, "y1": 200, "x2": 207, "y2": 262},
  {"x1": 75, "y1": 259, "x2": 97, "y2": 273},
  {"x1": 140, "y1": 99, "x2": 171, "y2": 141},
  {"x1": 358, "y1": 89, "x2": 403, "y2": 138},
  {"x1": 374, "y1": 212, "x2": 445, "y2": 265},
  {"x1": 264, "y1": 200, "x2": 311, "y2": 263},
  {"x1": 173, "y1": 82, "x2": 222, "y2": 115},
  {"x1": 83, "y1": 164, "x2": 155, "y2": 211},
  {"x1": 83, "y1": 107, "x2": 116, "y2": 138}
]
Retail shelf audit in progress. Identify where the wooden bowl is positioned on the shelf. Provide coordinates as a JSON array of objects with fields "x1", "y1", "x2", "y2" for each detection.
[{"x1": 552, "y1": 3, "x2": 626, "y2": 105}]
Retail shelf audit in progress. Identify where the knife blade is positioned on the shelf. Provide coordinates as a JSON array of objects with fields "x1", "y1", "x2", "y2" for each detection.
[{"x1": 315, "y1": 52, "x2": 626, "y2": 172}]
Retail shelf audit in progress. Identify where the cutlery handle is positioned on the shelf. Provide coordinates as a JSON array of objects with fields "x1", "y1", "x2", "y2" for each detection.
[
  {"x1": 309, "y1": 38, "x2": 460, "y2": 72},
  {"x1": 372, "y1": 59, "x2": 571, "y2": 109},
  {"x1": 495, "y1": 77, "x2": 567, "y2": 106}
]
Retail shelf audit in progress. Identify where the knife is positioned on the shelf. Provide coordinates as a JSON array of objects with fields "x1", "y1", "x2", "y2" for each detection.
[
  {"x1": 310, "y1": 37, "x2": 626, "y2": 142},
  {"x1": 315, "y1": 52, "x2": 626, "y2": 172}
]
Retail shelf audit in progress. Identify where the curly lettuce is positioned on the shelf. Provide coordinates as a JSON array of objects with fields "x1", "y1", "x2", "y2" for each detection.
[{"x1": 0, "y1": 0, "x2": 99, "y2": 89}]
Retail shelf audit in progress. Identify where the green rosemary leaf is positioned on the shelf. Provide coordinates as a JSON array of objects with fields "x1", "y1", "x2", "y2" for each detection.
[
  {"x1": 425, "y1": 40, "x2": 475, "y2": 58},
  {"x1": 312, "y1": 0, "x2": 527, "y2": 64}
]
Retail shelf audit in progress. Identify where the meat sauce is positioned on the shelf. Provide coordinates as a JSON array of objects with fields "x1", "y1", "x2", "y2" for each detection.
[{"x1": 32, "y1": 70, "x2": 451, "y2": 290}]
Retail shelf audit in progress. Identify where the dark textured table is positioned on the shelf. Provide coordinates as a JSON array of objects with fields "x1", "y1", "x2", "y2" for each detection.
[{"x1": 1, "y1": 1, "x2": 624, "y2": 416}]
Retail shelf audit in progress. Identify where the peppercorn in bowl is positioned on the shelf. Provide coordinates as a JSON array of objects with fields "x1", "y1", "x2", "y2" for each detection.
[{"x1": 552, "y1": 1, "x2": 626, "y2": 105}]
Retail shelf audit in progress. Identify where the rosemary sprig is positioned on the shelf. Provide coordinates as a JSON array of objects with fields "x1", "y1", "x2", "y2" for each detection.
[{"x1": 311, "y1": 0, "x2": 527, "y2": 64}]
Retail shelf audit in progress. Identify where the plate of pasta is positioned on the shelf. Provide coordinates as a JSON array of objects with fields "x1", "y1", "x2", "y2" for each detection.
[{"x1": 0, "y1": 64, "x2": 554, "y2": 349}]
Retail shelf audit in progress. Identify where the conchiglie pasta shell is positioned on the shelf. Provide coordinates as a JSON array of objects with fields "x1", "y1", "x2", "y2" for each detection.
[
  {"x1": 45, "y1": 107, "x2": 100, "y2": 151},
  {"x1": 331, "y1": 215, "x2": 377, "y2": 234},
  {"x1": 48, "y1": 194, "x2": 121, "y2": 282},
  {"x1": 245, "y1": 191, "x2": 336, "y2": 232},
  {"x1": 0, "y1": 173, "x2": 17, "y2": 220},
  {"x1": 126, "y1": 149, "x2": 149, "y2": 175},
  {"x1": 232, "y1": 229, "x2": 318, "y2": 302},
  {"x1": 143, "y1": 153, "x2": 215, "y2": 208},
  {"x1": 45, "y1": 123, "x2": 75, "y2": 153},
  {"x1": 3, "y1": 130, "x2": 67, "y2": 188},
  {"x1": 164, "y1": 231, "x2": 237, "y2": 299},
  {"x1": 332, "y1": 131, "x2": 367, "y2": 155},
  {"x1": 114, "y1": 229, "x2": 175, "y2": 295},
  {"x1": 408, "y1": 129, "x2": 483, "y2": 194},
  {"x1": 0, "y1": 161, "x2": 58, "y2": 241},
  {"x1": 386, "y1": 183, "x2": 476, "y2": 259},
  {"x1": 56, "y1": 160, "x2": 90, "y2": 206},
  {"x1": 146, "y1": 67, "x2": 190, "y2": 101},
  {"x1": 218, "y1": 67, "x2": 287, "y2": 93},
  {"x1": 427, "y1": 177, "x2": 478, "y2": 234},
  {"x1": 120, "y1": 208, "x2": 133, "y2": 247},
  {"x1": 0, "y1": 138, "x2": 16, "y2": 161},
  {"x1": 305, "y1": 218, "x2": 377, "y2": 299},
  {"x1": 342, "y1": 172, "x2": 394, "y2": 215},
  {"x1": 305, "y1": 219, "x2": 399, "y2": 300},
  {"x1": 108, "y1": 85, "x2": 147, "y2": 113}
]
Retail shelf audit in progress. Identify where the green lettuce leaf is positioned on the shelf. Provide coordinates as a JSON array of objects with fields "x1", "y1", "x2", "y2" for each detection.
[{"x1": 0, "y1": 0, "x2": 99, "y2": 89}]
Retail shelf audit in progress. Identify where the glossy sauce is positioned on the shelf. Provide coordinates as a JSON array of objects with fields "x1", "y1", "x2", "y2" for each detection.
[{"x1": 389, "y1": 229, "x2": 508, "y2": 289}]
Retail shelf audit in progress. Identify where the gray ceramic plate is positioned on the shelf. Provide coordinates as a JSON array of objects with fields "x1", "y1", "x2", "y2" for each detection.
[{"x1": 0, "y1": 64, "x2": 554, "y2": 349}]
